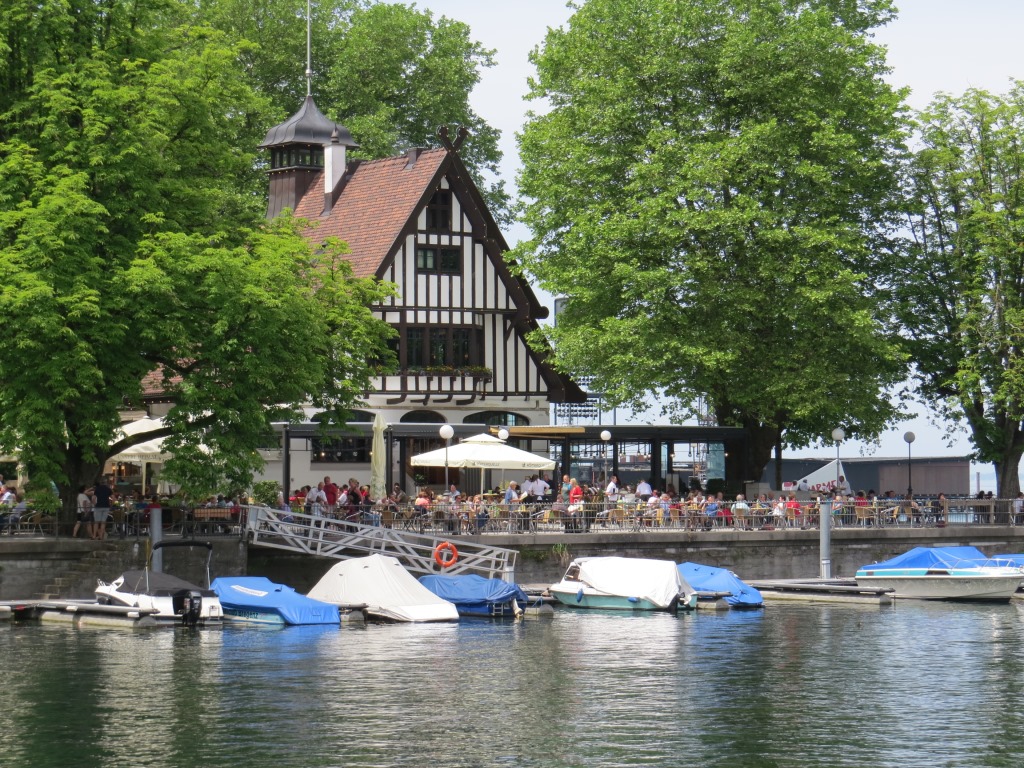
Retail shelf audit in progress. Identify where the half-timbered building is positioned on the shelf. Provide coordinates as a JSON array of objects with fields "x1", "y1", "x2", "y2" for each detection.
[{"x1": 254, "y1": 95, "x2": 585, "y2": 493}]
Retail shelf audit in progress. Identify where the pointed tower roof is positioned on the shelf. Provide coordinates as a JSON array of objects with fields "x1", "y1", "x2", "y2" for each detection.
[{"x1": 259, "y1": 95, "x2": 358, "y2": 149}]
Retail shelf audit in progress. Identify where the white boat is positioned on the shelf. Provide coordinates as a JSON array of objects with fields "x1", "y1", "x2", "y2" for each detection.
[
  {"x1": 854, "y1": 546, "x2": 1024, "y2": 601},
  {"x1": 549, "y1": 556, "x2": 698, "y2": 611},
  {"x1": 307, "y1": 554, "x2": 459, "y2": 622},
  {"x1": 95, "y1": 540, "x2": 223, "y2": 625}
]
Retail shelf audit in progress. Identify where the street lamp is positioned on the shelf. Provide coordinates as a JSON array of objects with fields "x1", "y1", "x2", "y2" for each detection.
[
  {"x1": 600, "y1": 430, "x2": 612, "y2": 487},
  {"x1": 831, "y1": 427, "x2": 845, "y2": 491},
  {"x1": 904, "y1": 431, "x2": 915, "y2": 498},
  {"x1": 497, "y1": 428, "x2": 509, "y2": 441},
  {"x1": 822, "y1": 427, "x2": 845, "y2": 580},
  {"x1": 439, "y1": 424, "x2": 454, "y2": 496}
]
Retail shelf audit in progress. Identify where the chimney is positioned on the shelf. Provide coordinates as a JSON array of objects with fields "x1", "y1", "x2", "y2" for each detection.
[
  {"x1": 323, "y1": 128, "x2": 347, "y2": 214},
  {"x1": 405, "y1": 147, "x2": 424, "y2": 169}
]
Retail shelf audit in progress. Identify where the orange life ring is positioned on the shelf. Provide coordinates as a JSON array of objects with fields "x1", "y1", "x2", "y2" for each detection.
[{"x1": 434, "y1": 541, "x2": 458, "y2": 568}]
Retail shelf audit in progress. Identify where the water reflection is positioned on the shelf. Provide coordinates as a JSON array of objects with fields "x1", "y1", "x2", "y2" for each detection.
[{"x1": 2, "y1": 602, "x2": 1024, "y2": 767}]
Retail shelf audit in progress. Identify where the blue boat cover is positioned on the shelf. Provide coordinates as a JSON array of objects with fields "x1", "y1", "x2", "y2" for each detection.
[
  {"x1": 678, "y1": 562, "x2": 763, "y2": 607},
  {"x1": 211, "y1": 576, "x2": 340, "y2": 625},
  {"x1": 418, "y1": 574, "x2": 529, "y2": 616},
  {"x1": 857, "y1": 546, "x2": 991, "y2": 573}
]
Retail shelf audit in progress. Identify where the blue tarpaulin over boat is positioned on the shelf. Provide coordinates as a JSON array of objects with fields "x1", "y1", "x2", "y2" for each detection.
[
  {"x1": 212, "y1": 576, "x2": 340, "y2": 625},
  {"x1": 418, "y1": 574, "x2": 529, "y2": 617},
  {"x1": 678, "y1": 562, "x2": 763, "y2": 608},
  {"x1": 857, "y1": 546, "x2": 991, "y2": 574}
]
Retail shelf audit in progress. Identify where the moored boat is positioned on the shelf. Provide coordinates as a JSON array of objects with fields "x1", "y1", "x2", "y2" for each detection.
[
  {"x1": 418, "y1": 573, "x2": 529, "y2": 618},
  {"x1": 678, "y1": 562, "x2": 763, "y2": 608},
  {"x1": 95, "y1": 541, "x2": 223, "y2": 626},
  {"x1": 854, "y1": 546, "x2": 1024, "y2": 601},
  {"x1": 548, "y1": 556, "x2": 698, "y2": 611},
  {"x1": 211, "y1": 576, "x2": 340, "y2": 626},
  {"x1": 307, "y1": 554, "x2": 459, "y2": 622}
]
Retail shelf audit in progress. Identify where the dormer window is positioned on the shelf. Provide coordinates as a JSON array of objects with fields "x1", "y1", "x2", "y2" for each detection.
[{"x1": 425, "y1": 190, "x2": 452, "y2": 232}]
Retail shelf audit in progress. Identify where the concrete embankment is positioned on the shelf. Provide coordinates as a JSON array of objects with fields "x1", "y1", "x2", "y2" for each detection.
[{"x1": 4, "y1": 526, "x2": 1024, "y2": 600}]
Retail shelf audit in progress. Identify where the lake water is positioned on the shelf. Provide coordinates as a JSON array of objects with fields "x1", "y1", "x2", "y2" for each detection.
[{"x1": 3, "y1": 600, "x2": 1024, "y2": 768}]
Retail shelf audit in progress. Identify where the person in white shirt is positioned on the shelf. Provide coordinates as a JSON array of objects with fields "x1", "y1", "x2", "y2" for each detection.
[
  {"x1": 733, "y1": 493, "x2": 751, "y2": 529},
  {"x1": 306, "y1": 482, "x2": 327, "y2": 518},
  {"x1": 636, "y1": 479, "x2": 653, "y2": 501},
  {"x1": 520, "y1": 476, "x2": 537, "y2": 499},
  {"x1": 599, "y1": 475, "x2": 619, "y2": 525}
]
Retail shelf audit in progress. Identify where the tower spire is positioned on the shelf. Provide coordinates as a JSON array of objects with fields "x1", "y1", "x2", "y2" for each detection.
[{"x1": 305, "y1": 0, "x2": 312, "y2": 97}]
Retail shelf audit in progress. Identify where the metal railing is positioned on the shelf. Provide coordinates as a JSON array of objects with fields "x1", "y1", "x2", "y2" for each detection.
[
  {"x1": 245, "y1": 505, "x2": 517, "y2": 581},
  {"x1": 4, "y1": 496, "x2": 1021, "y2": 540}
]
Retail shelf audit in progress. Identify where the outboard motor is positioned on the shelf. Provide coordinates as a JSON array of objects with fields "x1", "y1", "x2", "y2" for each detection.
[{"x1": 172, "y1": 589, "x2": 204, "y2": 627}]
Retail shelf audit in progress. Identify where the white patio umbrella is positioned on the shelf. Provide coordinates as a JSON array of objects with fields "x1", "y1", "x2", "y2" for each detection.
[
  {"x1": 369, "y1": 413, "x2": 388, "y2": 502},
  {"x1": 410, "y1": 433, "x2": 555, "y2": 471},
  {"x1": 109, "y1": 418, "x2": 173, "y2": 493},
  {"x1": 109, "y1": 418, "x2": 173, "y2": 462}
]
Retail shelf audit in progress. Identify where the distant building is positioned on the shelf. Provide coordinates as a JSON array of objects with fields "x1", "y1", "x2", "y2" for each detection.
[{"x1": 762, "y1": 456, "x2": 971, "y2": 497}]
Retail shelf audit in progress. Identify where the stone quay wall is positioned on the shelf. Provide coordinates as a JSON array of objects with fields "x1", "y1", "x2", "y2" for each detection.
[
  {"x1": 4, "y1": 527, "x2": 1024, "y2": 600},
  {"x1": 0, "y1": 538, "x2": 247, "y2": 600}
]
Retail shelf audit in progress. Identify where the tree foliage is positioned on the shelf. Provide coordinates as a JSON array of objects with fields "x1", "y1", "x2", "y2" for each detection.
[
  {"x1": 0, "y1": 0, "x2": 394, "y2": 517},
  {"x1": 515, "y1": 0, "x2": 909, "y2": 481},
  {"x1": 899, "y1": 85, "x2": 1024, "y2": 497}
]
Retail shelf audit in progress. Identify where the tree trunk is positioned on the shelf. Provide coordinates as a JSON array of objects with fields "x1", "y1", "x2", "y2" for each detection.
[
  {"x1": 774, "y1": 435, "x2": 783, "y2": 492},
  {"x1": 740, "y1": 418, "x2": 779, "y2": 490},
  {"x1": 59, "y1": 453, "x2": 103, "y2": 536},
  {"x1": 995, "y1": 450, "x2": 1023, "y2": 499}
]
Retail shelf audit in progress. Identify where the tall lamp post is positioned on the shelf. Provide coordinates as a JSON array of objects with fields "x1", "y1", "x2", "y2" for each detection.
[
  {"x1": 903, "y1": 431, "x2": 915, "y2": 497},
  {"x1": 600, "y1": 430, "x2": 612, "y2": 487},
  {"x1": 439, "y1": 424, "x2": 454, "y2": 496},
  {"x1": 497, "y1": 428, "x2": 509, "y2": 491},
  {"x1": 822, "y1": 427, "x2": 845, "y2": 579}
]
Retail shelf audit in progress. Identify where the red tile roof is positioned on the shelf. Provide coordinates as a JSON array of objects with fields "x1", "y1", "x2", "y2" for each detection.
[{"x1": 292, "y1": 149, "x2": 448, "y2": 278}]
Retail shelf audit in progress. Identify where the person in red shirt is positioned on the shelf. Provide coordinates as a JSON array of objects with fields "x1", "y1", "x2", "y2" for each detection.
[
  {"x1": 322, "y1": 476, "x2": 340, "y2": 515},
  {"x1": 567, "y1": 478, "x2": 585, "y2": 532}
]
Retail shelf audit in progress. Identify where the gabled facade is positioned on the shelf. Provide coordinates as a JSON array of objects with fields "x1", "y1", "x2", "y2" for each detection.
[{"x1": 256, "y1": 100, "x2": 584, "y2": 492}]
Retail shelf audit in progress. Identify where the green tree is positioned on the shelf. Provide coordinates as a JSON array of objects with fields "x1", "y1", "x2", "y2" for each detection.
[
  {"x1": 515, "y1": 0, "x2": 908, "y2": 483},
  {"x1": 898, "y1": 85, "x2": 1024, "y2": 497},
  {"x1": 206, "y1": 0, "x2": 509, "y2": 221},
  {"x1": 0, "y1": 0, "x2": 394, "y2": 523}
]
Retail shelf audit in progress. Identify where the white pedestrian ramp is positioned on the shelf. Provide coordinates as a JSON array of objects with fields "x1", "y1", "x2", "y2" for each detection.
[{"x1": 244, "y1": 506, "x2": 517, "y2": 581}]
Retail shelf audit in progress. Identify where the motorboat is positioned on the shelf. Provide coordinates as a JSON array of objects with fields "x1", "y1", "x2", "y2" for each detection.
[
  {"x1": 211, "y1": 576, "x2": 340, "y2": 626},
  {"x1": 307, "y1": 554, "x2": 459, "y2": 622},
  {"x1": 548, "y1": 556, "x2": 698, "y2": 611},
  {"x1": 678, "y1": 562, "x2": 763, "y2": 608},
  {"x1": 418, "y1": 574, "x2": 530, "y2": 618},
  {"x1": 95, "y1": 540, "x2": 223, "y2": 625},
  {"x1": 854, "y1": 546, "x2": 1024, "y2": 601}
]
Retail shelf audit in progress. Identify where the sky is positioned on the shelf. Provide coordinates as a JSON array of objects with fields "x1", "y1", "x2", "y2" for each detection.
[{"x1": 413, "y1": 1, "x2": 1024, "y2": 488}]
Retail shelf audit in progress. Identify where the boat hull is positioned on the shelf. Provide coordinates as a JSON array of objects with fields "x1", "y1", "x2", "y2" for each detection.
[
  {"x1": 95, "y1": 581, "x2": 224, "y2": 625},
  {"x1": 854, "y1": 572, "x2": 1022, "y2": 601},
  {"x1": 221, "y1": 607, "x2": 287, "y2": 626},
  {"x1": 548, "y1": 587, "x2": 668, "y2": 611}
]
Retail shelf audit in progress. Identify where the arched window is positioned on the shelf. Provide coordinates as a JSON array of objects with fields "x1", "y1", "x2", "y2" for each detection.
[
  {"x1": 401, "y1": 410, "x2": 446, "y2": 424},
  {"x1": 463, "y1": 411, "x2": 530, "y2": 427}
]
